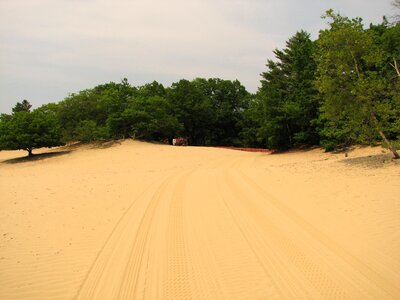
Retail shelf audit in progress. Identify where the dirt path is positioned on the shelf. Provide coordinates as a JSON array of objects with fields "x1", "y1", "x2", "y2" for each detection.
[{"x1": 0, "y1": 141, "x2": 399, "y2": 299}]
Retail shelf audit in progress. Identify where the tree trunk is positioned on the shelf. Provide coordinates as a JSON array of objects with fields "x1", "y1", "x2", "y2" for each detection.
[
  {"x1": 370, "y1": 112, "x2": 399, "y2": 159},
  {"x1": 390, "y1": 58, "x2": 400, "y2": 78},
  {"x1": 27, "y1": 148, "x2": 33, "y2": 156},
  {"x1": 377, "y1": 130, "x2": 399, "y2": 159},
  {"x1": 351, "y1": 51, "x2": 361, "y2": 77},
  {"x1": 286, "y1": 123, "x2": 293, "y2": 147}
]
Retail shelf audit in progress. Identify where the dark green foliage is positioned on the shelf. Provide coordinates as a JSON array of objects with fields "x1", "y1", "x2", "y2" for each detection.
[
  {"x1": 75, "y1": 120, "x2": 109, "y2": 142},
  {"x1": 379, "y1": 22, "x2": 400, "y2": 140},
  {"x1": 57, "y1": 79, "x2": 137, "y2": 142},
  {"x1": 166, "y1": 78, "x2": 249, "y2": 146},
  {"x1": 0, "y1": 109, "x2": 63, "y2": 156},
  {"x1": 12, "y1": 100, "x2": 32, "y2": 113},
  {"x1": 107, "y1": 96, "x2": 182, "y2": 141},
  {"x1": 54, "y1": 77, "x2": 249, "y2": 145},
  {"x1": 167, "y1": 79, "x2": 215, "y2": 145},
  {"x1": 105, "y1": 81, "x2": 181, "y2": 141},
  {"x1": 106, "y1": 112, "x2": 133, "y2": 139},
  {"x1": 243, "y1": 30, "x2": 319, "y2": 149},
  {"x1": 137, "y1": 81, "x2": 166, "y2": 98},
  {"x1": 240, "y1": 95, "x2": 269, "y2": 147},
  {"x1": 195, "y1": 78, "x2": 250, "y2": 146},
  {"x1": 315, "y1": 10, "x2": 399, "y2": 155},
  {"x1": 128, "y1": 96, "x2": 182, "y2": 140},
  {"x1": 57, "y1": 89, "x2": 107, "y2": 141}
]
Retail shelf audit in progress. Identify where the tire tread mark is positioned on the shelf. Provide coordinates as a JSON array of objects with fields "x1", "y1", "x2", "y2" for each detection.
[
  {"x1": 238, "y1": 169, "x2": 399, "y2": 299},
  {"x1": 216, "y1": 171, "x2": 287, "y2": 300},
  {"x1": 74, "y1": 175, "x2": 171, "y2": 300},
  {"x1": 117, "y1": 176, "x2": 173, "y2": 299},
  {"x1": 166, "y1": 171, "x2": 194, "y2": 299},
  {"x1": 224, "y1": 170, "x2": 349, "y2": 299}
]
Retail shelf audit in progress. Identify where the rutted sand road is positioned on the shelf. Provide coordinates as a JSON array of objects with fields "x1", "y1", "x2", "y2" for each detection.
[{"x1": 0, "y1": 141, "x2": 399, "y2": 299}]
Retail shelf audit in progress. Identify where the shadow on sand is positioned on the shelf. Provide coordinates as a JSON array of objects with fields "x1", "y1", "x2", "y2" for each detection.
[
  {"x1": 2, "y1": 150, "x2": 72, "y2": 164},
  {"x1": 340, "y1": 153, "x2": 399, "y2": 168},
  {"x1": 91, "y1": 140, "x2": 122, "y2": 149},
  {"x1": 62, "y1": 140, "x2": 123, "y2": 151},
  {"x1": 269, "y1": 145, "x2": 321, "y2": 155}
]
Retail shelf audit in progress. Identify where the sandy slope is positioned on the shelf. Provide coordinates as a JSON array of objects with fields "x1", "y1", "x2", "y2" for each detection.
[{"x1": 0, "y1": 140, "x2": 399, "y2": 299}]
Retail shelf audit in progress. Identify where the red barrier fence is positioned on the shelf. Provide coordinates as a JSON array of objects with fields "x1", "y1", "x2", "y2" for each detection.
[{"x1": 214, "y1": 146, "x2": 275, "y2": 153}]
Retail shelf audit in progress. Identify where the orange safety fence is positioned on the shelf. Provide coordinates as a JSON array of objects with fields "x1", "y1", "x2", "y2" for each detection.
[{"x1": 214, "y1": 146, "x2": 275, "y2": 153}]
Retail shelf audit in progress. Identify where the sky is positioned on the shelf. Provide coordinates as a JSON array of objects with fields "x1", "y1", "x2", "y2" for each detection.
[{"x1": 0, "y1": 0, "x2": 396, "y2": 113}]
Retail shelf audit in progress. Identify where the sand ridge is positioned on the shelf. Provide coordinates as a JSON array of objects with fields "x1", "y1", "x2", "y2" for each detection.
[{"x1": 0, "y1": 140, "x2": 399, "y2": 299}]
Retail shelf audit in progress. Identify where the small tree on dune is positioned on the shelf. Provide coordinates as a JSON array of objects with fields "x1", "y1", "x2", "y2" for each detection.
[{"x1": 0, "y1": 101, "x2": 64, "y2": 156}]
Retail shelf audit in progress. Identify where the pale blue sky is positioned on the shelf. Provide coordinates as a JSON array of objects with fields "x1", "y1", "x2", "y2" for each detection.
[{"x1": 0, "y1": 0, "x2": 395, "y2": 113}]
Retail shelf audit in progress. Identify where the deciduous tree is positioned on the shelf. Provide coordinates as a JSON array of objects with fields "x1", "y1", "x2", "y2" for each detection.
[
  {"x1": 0, "y1": 108, "x2": 63, "y2": 156},
  {"x1": 315, "y1": 10, "x2": 399, "y2": 158}
]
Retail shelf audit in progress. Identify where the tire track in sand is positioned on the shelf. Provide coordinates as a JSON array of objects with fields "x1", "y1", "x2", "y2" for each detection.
[
  {"x1": 237, "y1": 170, "x2": 400, "y2": 299},
  {"x1": 115, "y1": 173, "x2": 178, "y2": 300},
  {"x1": 219, "y1": 170, "x2": 346, "y2": 299},
  {"x1": 215, "y1": 173, "x2": 290, "y2": 299},
  {"x1": 222, "y1": 167, "x2": 399, "y2": 299},
  {"x1": 75, "y1": 173, "x2": 175, "y2": 300},
  {"x1": 165, "y1": 171, "x2": 195, "y2": 300},
  {"x1": 163, "y1": 157, "x2": 239, "y2": 299},
  {"x1": 75, "y1": 155, "x2": 234, "y2": 300},
  {"x1": 117, "y1": 169, "x2": 196, "y2": 300},
  {"x1": 181, "y1": 157, "x2": 282, "y2": 299}
]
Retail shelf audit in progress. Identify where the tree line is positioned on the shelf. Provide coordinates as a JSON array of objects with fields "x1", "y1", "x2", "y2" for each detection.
[{"x1": 1, "y1": 10, "x2": 399, "y2": 158}]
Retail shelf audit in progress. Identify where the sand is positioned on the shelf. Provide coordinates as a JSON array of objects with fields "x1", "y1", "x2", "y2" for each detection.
[{"x1": 0, "y1": 140, "x2": 399, "y2": 299}]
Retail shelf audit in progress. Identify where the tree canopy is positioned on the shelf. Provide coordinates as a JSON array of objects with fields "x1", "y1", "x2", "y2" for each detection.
[
  {"x1": 0, "y1": 101, "x2": 63, "y2": 156},
  {"x1": 12, "y1": 100, "x2": 32, "y2": 114},
  {"x1": 242, "y1": 30, "x2": 319, "y2": 149},
  {"x1": 315, "y1": 10, "x2": 399, "y2": 157}
]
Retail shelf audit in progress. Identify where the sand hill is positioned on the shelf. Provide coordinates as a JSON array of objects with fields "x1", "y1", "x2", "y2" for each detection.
[{"x1": 0, "y1": 140, "x2": 399, "y2": 299}]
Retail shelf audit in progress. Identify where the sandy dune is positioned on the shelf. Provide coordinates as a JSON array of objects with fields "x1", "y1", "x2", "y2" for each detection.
[{"x1": 0, "y1": 140, "x2": 399, "y2": 299}]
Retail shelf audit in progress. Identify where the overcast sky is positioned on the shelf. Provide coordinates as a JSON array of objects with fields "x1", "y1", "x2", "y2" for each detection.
[{"x1": 0, "y1": 0, "x2": 395, "y2": 113}]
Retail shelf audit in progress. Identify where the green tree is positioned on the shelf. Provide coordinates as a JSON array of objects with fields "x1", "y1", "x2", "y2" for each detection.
[
  {"x1": 129, "y1": 96, "x2": 182, "y2": 140},
  {"x1": 315, "y1": 10, "x2": 399, "y2": 158},
  {"x1": 107, "y1": 96, "x2": 182, "y2": 141},
  {"x1": 0, "y1": 109, "x2": 63, "y2": 156},
  {"x1": 240, "y1": 95, "x2": 268, "y2": 147},
  {"x1": 167, "y1": 79, "x2": 215, "y2": 145},
  {"x1": 57, "y1": 79, "x2": 136, "y2": 142},
  {"x1": 12, "y1": 99, "x2": 32, "y2": 113},
  {"x1": 246, "y1": 30, "x2": 319, "y2": 149},
  {"x1": 57, "y1": 89, "x2": 105, "y2": 141},
  {"x1": 137, "y1": 81, "x2": 166, "y2": 98},
  {"x1": 106, "y1": 112, "x2": 133, "y2": 139},
  {"x1": 94, "y1": 78, "x2": 137, "y2": 118},
  {"x1": 195, "y1": 78, "x2": 250, "y2": 146}
]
